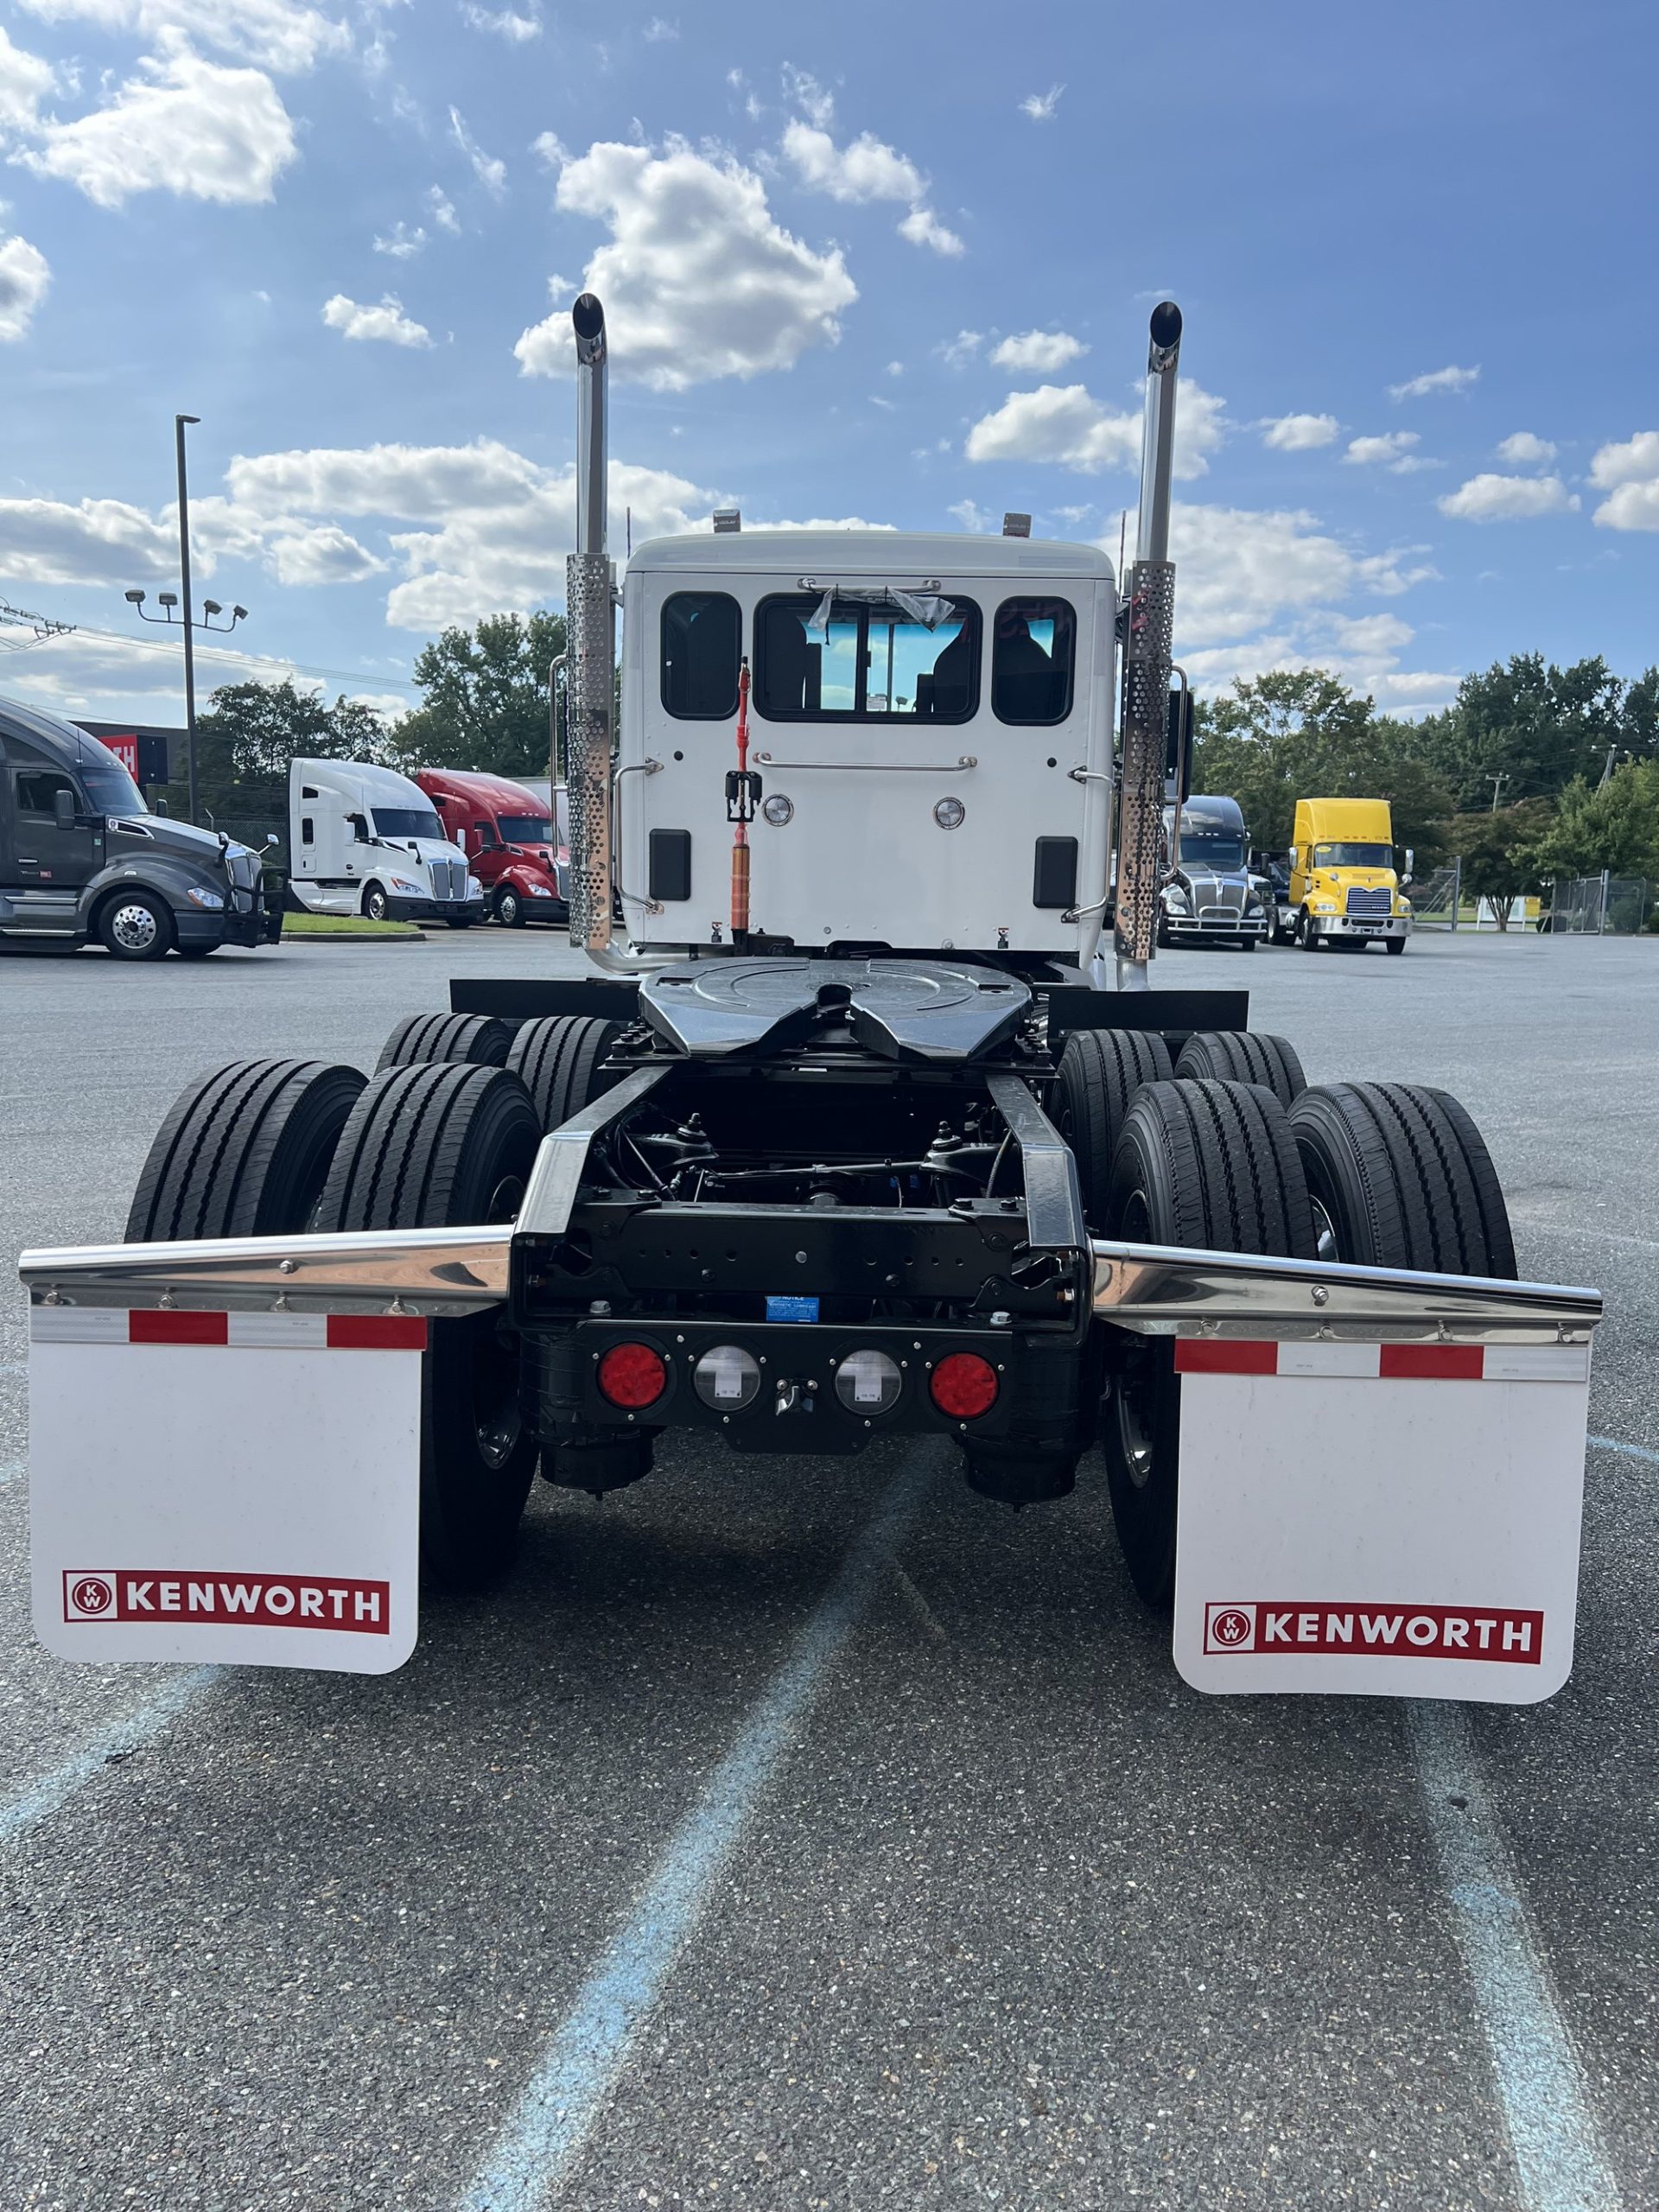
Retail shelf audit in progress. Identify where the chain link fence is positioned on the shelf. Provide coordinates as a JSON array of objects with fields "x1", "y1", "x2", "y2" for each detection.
[
  {"x1": 1549, "y1": 874, "x2": 1655, "y2": 935},
  {"x1": 1408, "y1": 859, "x2": 1462, "y2": 929}
]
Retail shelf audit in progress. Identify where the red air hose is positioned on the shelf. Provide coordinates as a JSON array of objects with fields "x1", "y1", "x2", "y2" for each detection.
[{"x1": 730, "y1": 657, "x2": 753, "y2": 938}]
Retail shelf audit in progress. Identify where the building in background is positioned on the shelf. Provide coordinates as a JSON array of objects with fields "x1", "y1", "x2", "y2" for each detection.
[{"x1": 71, "y1": 721, "x2": 181, "y2": 795}]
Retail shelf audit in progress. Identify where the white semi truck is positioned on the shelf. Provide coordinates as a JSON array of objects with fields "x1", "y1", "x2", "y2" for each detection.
[
  {"x1": 22, "y1": 296, "x2": 1599, "y2": 1703},
  {"x1": 288, "y1": 757, "x2": 485, "y2": 925}
]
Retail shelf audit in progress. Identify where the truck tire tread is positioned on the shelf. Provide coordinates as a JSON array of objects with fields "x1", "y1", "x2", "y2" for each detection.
[
  {"x1": 506, "y1": 1014, "x2": 625, "y2": 1133},
  {"x1": 1174, "y1": 1029, "x2": 1306, "y2": 1108},
  {"x1": 1054, "y1": 1028, "x2": 1173, "y2": 1229},
  {"x1": 375, "y1": 1010, "x2": 512, "y2": 1073},
  {"x1": 126, "y1": 1058, "x2": 368, "y2": 1243}
]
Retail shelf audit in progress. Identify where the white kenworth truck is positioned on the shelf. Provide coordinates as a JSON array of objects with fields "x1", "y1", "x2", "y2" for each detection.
[{"x1": 22, "y1": 297, "x2": 1601, "y2": 1702}]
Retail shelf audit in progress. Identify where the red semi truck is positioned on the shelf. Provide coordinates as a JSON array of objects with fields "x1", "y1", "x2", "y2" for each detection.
[{"x1": 415, "y1": 768, "x2": 569, "y2": 926}]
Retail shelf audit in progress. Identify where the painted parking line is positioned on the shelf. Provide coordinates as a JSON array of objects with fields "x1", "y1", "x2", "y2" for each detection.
[
  {"x1": 1589, "y1": 1435, "x2": 1659, "y2": 1467},
  {"x1": 1408, "y1": 1702, "x2": 1621, "y2": 2212},
  {"x1": 0, "y1": 1667, "x2": 217, "y2": 1850},
  {"x1": 461, "y1": 1449, "x2": 940, "y2": 2212}
]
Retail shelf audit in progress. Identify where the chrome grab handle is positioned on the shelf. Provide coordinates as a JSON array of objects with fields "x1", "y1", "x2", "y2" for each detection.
[{"x1": 751, "y1": 753, "x2": 977, "y2": 772}]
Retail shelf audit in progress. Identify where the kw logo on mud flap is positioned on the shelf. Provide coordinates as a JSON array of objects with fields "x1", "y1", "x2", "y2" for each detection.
[
  {"x1": 62, "y1": 1571, "x2": 391, "y2": 1634},
  {"x1": 1202, "y1": 1601, "x2": 1543, "y2": 1663}
]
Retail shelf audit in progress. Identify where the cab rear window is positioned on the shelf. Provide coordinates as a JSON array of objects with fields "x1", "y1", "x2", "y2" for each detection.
[
  {"x1": 991, "y1": 598, "x2": 1075, "y2": 724},
  {"x1": 754, "y1": 594, "x2": 979, "y2": 721},
  {"x1": 662, "y1": 592, "x2": 741, "y2": 719}
]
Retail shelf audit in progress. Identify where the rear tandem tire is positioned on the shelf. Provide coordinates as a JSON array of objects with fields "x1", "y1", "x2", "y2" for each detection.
[
  {"x1": 506, "y1": 1013, "x2": 626, "y2": 1133},
  {"x1": 126, "y1": 1058, "x2": 368, "y2": 1242},
  {"x1": 316, "y1": 1063, "x2": 544, "y2": 1588},
  {"x1": 1102, "y1": 1079, "x2": 1316, "y2": 1610},
  {"x1": 1052, "y1": 1027, "x2": 1173, "y2": 1231},
  {"x1": 376, "y1": 1010, "x2": 513, "y2": 1073},
  {"x1": 1173, "y1": 1028, "x2": 1306, "y2": 1109},
  {"x1": 1288, "y1": 1081, "x2": 1517, "y2": 1279}
]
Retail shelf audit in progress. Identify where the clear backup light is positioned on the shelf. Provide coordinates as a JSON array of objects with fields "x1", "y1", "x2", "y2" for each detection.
[
  {"x1": 933, "y1": 797, "x2": 965, "y2": 830},
  {"x1": 761, "y1": 794, "x2": 794, "y2": 827},
  {"x1": 693, "y1": 1344, "x2": 762, "y2": 1410},
  {"x1": 833, "y1": 1349, "x2": 902, "y2": 1415}
]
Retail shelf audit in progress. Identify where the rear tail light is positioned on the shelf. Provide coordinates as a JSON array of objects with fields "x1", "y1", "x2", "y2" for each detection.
[
  {"x1": 928, "y1": 1352, "x2": 998, "y2": 1420},
  {"x1": 833, "y1": 1349, "x2": 902, "y2": 1415},
  {"x1": 597, "y1": 1341, "x2": 667, "y2": 1409}
]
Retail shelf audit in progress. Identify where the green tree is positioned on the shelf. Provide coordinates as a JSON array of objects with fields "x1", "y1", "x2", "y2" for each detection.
[
  {"x1": 1448, "y1": 799, "x2": 1552, "y2": 930},
  {"x1": 1416, "y1": 654, "x2": 1624, "y2": 808},
  {"x1": 393, "y1": 611, "x2": 568, "y2": 781},
  {"x1": 1192, "y1": 669, "x2": 1452, "y2": 861},
  {"x1": 1523, "y1": 760, "x2": 1659, "y2": 881},
  {"x1": 183, "y1": 679, "x2": 392, "y2": 840}
]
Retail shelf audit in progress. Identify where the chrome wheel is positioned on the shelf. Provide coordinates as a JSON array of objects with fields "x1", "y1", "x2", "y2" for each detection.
[{"x1": 111, "y1": 901, "x2": 160, "y2": 953}]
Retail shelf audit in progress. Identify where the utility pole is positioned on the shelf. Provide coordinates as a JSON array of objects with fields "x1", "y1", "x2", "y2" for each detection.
[{"x1": 1486, "y1": 772, "x2": 1509, "y2": 813}]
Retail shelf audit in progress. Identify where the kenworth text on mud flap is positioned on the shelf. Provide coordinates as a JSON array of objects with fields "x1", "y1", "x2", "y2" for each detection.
[{"x1": 22, "y1": 296, "x2": 1602, "y2": 1700}]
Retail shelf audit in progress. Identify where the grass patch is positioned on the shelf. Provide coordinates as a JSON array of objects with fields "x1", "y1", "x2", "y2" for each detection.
[{"x1": 282, "y1": 913, "x2": 424, "y2": 940}]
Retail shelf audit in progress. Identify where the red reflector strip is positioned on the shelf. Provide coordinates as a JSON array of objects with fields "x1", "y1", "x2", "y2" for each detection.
[
  {"x1": 327, "y1": 1313, "x2": 429, "y2": 1352},
  {"x1": 129, "y1": 1309, "x2": 228, "y2": 1346},
  {"x1": 1173, "y1": 1339, "x2": 1278, "y2": 1376},
  {"x1": 1379, "y1": 1344, "x2": 1484, "y2": 1380}
]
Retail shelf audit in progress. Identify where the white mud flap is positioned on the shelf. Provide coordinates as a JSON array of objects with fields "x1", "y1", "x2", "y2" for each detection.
[
  {"x1": 29, "y1": 1307, "x2": 424, "y2": 1675},
  {"x1": 1172, "y1": 1338, "x2": 1592, "y2": 1703}
]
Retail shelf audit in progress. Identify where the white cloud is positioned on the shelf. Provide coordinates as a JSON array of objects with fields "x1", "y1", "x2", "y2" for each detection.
[
  {"x1": 780, "y1": 118, "x2": 923, "y2": 205},
  {"x1": 372, "y1": 220, "x2": 424, "y2": 258},
  {"x1": 0, "y1": 25, "x2": 54, "y2": 133},
  {"x1": 14, "y1": 0, "x2": 349, "y2": 74},
  {"x1": 19, "y1": 37, "x2": 297, "y2": 207},
  {"x1": 1019, "y1": 85, "x2": 1063, "y2": 120},
  {"x1": 896, "y1": 205, "x2": 963, "y2": 257},
  {"x1": 1389, "y1": 363, "x2": 1479, "y2": 401},
  {"x1": 1588, "y1": 431, "x2": 1659, "y2": 531},
  {"x1": 747, "y1": 515, "x2": 895, "y2": 532},
  {"x1": 0, "y1": 492, "x2": 179, "y2": 585},
  {"x1": 1437, "y1": 473, "x2": 1579, "y2": 521},
  {"x1": 643, "y1": 16, "x2": 677, "y2": 39},
  {"x1": 514, "y1": 138, "x2": 855, "y2": 391},
  {"x1": 938, "y1": 328, "x2": 981, "y2": 369},
  {"x1": 461, "y1": 2, "x2": 539, "y2": 40},
  {"x1": 781, "y1": 117, "x2": 962, "y2": 257},
  {"x1": 0, "y1": 231, "x2": 50, "y2": 340},
  {"x1": 267, "y1": 523, "x2": 385, "y2": 585},
  {"x1": 780, "y1": 62, "x2": 834, "y2": 129},
  {"x1": 322, "y1": 291, "x2": 432, "y2": 348},
  {"x1": 965, "y1": 378, "x2": 1228, "y2": 478},
  {"x1": 223, "y1": 437, "x2": 717, "y2": 628},
  {"x1": 990, "y1": 329, "x2": 1085, "y2": 375},
  {"x1": 947, "y1": 499, "x2": 993, "y2": 532},
  {"x1": 427, "y1": 184, "x2": 460, "y2": 232},
  {"x1": 1495, "y1": 430, "x2": 1555, "y2": 466},
  {"x1": 1262, "y1": 411, "x2": 1338, "y2": 451},
  {"x1": 449, "y1": 105, "x2": 505, "y2": 195},
  {"x1": 1344, "y1": 430, "x2": 1421, "y2": 471}
]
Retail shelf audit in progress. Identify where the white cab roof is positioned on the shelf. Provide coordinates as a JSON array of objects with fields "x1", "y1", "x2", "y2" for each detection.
[
  {"x1": 289, "y1": 757, "x2": 430, "y2": 806},
  {"x1": 626, "y1": 530, "x2": 1115, "y2": 583}
]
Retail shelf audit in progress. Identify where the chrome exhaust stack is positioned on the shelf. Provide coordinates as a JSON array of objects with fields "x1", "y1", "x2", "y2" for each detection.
[
  {"x1": 1113, "y1": 300, "x2": 1182, "y2": 991},
  {"x1": 566, "y1": 291, "x2": 614, "y2": 953}
]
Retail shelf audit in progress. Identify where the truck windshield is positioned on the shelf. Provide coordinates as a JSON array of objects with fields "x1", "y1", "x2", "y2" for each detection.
[
  {"x1": 372, "y1": 808, "x2": 444, "y2": 842},
  {"x1": 1314, "y1": 842, "x2": 1392, "y2": 868},
  {"x1": 1179, "y1": 830, "x2": 1245, "y2": 870},
  {"x1": 495, "y1": 815, "x2": 551, "y2": 842},
  {"x1": 79, "y1": 759, "x2": 148, "y2": 816}
]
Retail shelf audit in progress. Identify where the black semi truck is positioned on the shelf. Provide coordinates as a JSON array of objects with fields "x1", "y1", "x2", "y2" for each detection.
[{"x1": 0, "y1": 693, "x2": 279, "y2": 958}]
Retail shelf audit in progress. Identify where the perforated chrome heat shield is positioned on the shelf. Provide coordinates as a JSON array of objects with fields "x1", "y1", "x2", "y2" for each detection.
[
  {"x1": 565, "y1": 548, "x2": 614, "y2": 952},
  {"x1": 1114, "y1": 557, "x2": 1174, "y2": 968}
]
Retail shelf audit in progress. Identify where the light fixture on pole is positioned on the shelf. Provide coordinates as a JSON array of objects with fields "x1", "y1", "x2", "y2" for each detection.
[{"x1": 124, "y1": 413, "x2": 247, "y2": 825}]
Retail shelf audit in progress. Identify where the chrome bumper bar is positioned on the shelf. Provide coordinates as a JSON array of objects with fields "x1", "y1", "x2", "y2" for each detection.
[{"x1": 18, "y1": 1222, "x2": 1599, "y2": 1347}]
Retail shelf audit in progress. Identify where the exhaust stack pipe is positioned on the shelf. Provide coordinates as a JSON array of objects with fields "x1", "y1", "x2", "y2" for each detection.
[
  {"x1": 1113, "y1": 301, "x2": 1182, "y2": 990},
  {"x1": 566, "y1": 291, "x2": 613, "y2": 952}
]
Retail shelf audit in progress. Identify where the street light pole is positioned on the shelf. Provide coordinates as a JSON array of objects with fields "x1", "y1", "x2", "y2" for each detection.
[{"x1": 175, "y1": 413, "x2": 201, "y2": 823}]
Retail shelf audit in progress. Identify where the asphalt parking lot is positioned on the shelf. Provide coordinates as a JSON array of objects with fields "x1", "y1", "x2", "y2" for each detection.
[{"x1": 2, "y1": 924, "x2": 1656, "y2": 2212}]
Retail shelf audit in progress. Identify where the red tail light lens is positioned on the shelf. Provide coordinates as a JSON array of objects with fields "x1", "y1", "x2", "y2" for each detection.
[
  {"x1": 597, "y1": 1341, "x2": 667, "y2": 1408},
  {"x1": 928, "y1": 1352, "x2": 998, "y2": 1420}
]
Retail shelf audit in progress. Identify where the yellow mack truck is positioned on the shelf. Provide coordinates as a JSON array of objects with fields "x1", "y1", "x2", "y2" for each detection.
[{"x1": 1286, "y1": 798, "x2": 1413, "y2": 954}]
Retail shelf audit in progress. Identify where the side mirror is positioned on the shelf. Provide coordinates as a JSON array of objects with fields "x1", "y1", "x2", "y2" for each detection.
[
  {"x1": 1163, "y1": 687, "x2": 1194, "y2": 803},
  {"x1": 154, "y1": 795, "x2": 169, "y2": 817},
  {"x1": 1403, "y1": 847, "x2": 1415, "y2": 886},
  {"x1": 54, "y1": 789, "x2": 77, "y2": 829}
]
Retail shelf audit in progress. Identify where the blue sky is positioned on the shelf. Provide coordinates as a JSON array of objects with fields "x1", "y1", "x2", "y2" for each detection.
[{"x1": 2, "y1": 0, "x2": 1656, "y2": 726}]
